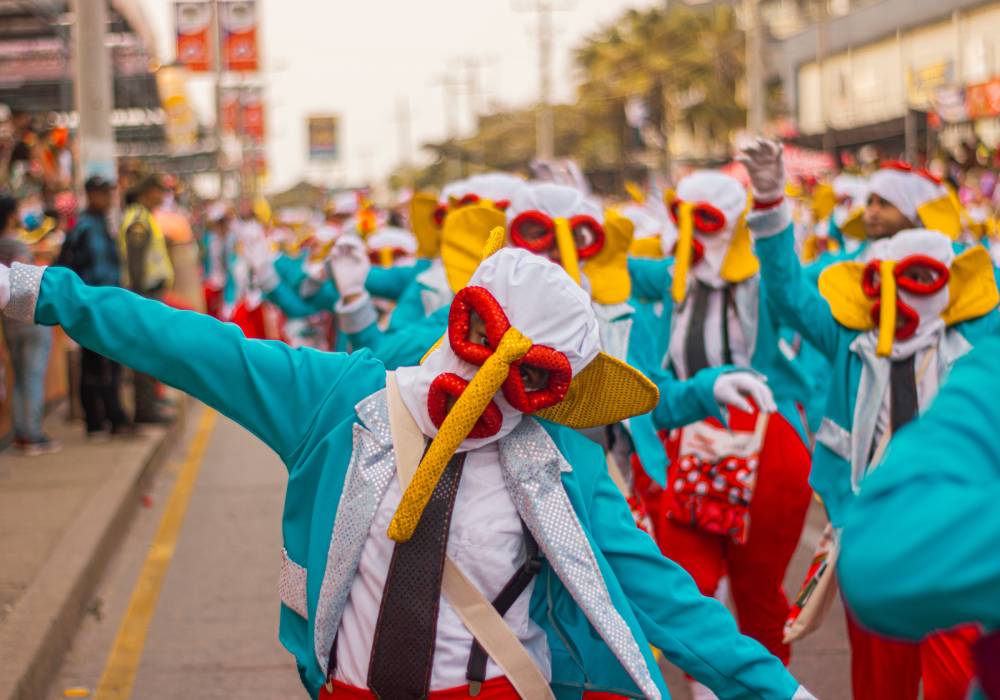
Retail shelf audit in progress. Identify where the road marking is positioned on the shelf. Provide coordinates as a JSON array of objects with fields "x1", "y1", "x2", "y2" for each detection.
[{"x1": 93, "y1": 408, "x2": 217, "y2": 700}]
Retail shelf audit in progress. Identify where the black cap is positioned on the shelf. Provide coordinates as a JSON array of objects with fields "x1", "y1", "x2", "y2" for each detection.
[{"x1": 84, "y1": 175, "x2": 115, "y2": 191}]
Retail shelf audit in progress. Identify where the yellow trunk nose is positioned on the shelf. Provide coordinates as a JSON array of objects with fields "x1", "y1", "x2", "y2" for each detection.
[
  {"x1": 388, "y1": 326, "x2": 533, "y2": 542},
  {"x1": 554, "y1": 218, "x2": 582, "y2": 284},
  {"x1": 671, "y1": 201, "x2": 696, "y2": 303},
  {"x1": 876, "y1": 260, "x2": 897, "y2": 357}
]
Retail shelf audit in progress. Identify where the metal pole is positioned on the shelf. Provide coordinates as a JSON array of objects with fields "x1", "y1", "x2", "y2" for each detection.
[
  {"x1": 213, "y1": 0, "x2": 226, "y2": 196},
  {"x1": 816, "y1": 0, "x2": 834, "y2": 152},
  {"x1": 72, "y1": 0, "x2": 116, "y2": 186},
  {"x1": 744, "y1": 0, "x2": 765, "y2": 134},
  {"x1": 536, "y1": 0, "x2": 555, "y2": 160}
]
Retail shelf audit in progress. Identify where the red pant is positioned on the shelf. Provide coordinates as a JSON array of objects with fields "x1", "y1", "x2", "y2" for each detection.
[
  {"x1": 845, "y1": 612, "x2": 979, "y2": 700},
  {"x1": 634, "y1": 409, "x2": 812, "y2": 665},
  {"x1": 204, "y1": 285, "x2": 224, "y2": 319},
  {"x1": 231, "y1": 301, "x2": 268, "y2": 339}
]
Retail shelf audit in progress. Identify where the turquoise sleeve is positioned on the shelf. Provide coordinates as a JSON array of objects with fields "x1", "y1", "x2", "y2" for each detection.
[
  {"x1": 588, "y1": 463, "x2": 801, "y2": 699},
  {"x1": 651, "y1": 365, "x2": 728, "y2": 431},
  {"x1": 387, "y1": 281, "x2": 429, "y2": 331},
  {"x1": 627, "y1": 257, "x2": 672, "y2": 302},
  {"x1": 266, "y1": 279, "x2": 329, "y2": 318},
  {"x1": 35, "y1": 266, "x2": 380, "y2": 462},
  {"x1": 365, "y1": 262, "x2": 426, "y2": 301},
  {"x1": 839, "y1": 336, "x2": 1000, "y2": 637},
  {"x1": 754, "y1": 223, "x2": 842, "y2": 360}
]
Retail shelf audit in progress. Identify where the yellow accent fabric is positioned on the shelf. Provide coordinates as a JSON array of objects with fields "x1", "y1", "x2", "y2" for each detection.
[
  {"x1": 629, "y1": 236, "x2": 663, "y2": 259},
  {"x1": 917, "y1": 195, "x2": 962, "y2": 240},
  {"x1": 584, "y1": 210, "x2": 633, "y2": 305},
  {"x1": 440, "y1": 205, "x2": 506, "y2": 293},
  {"x1": 671, "y1": 201, "x2": 695, "y2": 303},
  {"x1": 119, "y1": 204, "x2": 174, "y2": 290},
  {"x1": 388, "y1": 327, "x2": 533, "y2": 542},
  {"x1": 378, "y1": 248, "x2": 394, "y2": 268},
  {"x1": 554, "y1": 218, "x2": 581, "y2": 284},
  {"x1": 876, "y1": 260, "x2": 897, "y2": 356},
  {"x1": 719, "y1": 217, "x2": 760, "y2": 284},
  {"x1": 482, "y1": 226, "x2": 506, "y2": 260},
  {"x1": 840, "y1": 208, "x2": 868, "y2": 240},
  {"x1": 410, "y1": 192, "x2": 442, "y2": 258},
  {"x1": 941, "y1": 246, "x2": 1000, "y2": 325},
  {"x1": 536, "y1": 351, "x2": 659, "y2": 429},
  {"x1": 817, "y1": 262, "x2": 874, "y2": 331},
  {"x1": 253, "y1": 197, "x2": 271, "y2": 225},
  {"x1": 624, "y1": 181, "x2": 646, "y2": 204},
  {"x1": 812, "y1": 183, "x2": 837, "y2": 222}
]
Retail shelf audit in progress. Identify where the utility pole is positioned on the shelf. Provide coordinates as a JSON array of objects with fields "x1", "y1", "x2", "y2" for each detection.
[
  {"x1": 394, "y1": 95, "x2": 413, "y2": 180},
  {"x1": 816, "y1": 0, "x2": 833, "y2": 152},
  {"x1": 515, "y1": 0, "x2": 566, "y2": 161},
  {"x1": 743, "y1": 0, "x2": 766, "y2": 135},
  {"x1": 432, "y1": 75, "x2": 462, "y2": 180},
  {"x1": 72, "y1": 0, "x2": 116, "y2": 185}
]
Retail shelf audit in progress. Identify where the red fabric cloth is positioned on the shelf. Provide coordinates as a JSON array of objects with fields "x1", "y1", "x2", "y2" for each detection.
[
  {"x1": 320, "y1": 677, "x2": 519, "y2": 699},
  {"x1": 230, "y1": 301, "x2": 268, "y2": 340},
  {"x1": 845, "y1": 612, "x2": 978, "y2": 700},
  {"x1": 634, "y1": 408, "x2": 812, "y2": 665},
  {"x1": 204, "y1": 284, "x2": 224, "y2": 319}
]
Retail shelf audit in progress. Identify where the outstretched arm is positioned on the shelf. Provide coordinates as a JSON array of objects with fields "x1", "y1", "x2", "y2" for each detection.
[
  {"x1": 589, "y1": 464, "x2": 809, "y2": 699},
  {"x1": 5, "y1": 264, "x2": 382, "y2": 461},
  {"x1": 840, "y1": 336, "x2": 1000, "y2": 637}
]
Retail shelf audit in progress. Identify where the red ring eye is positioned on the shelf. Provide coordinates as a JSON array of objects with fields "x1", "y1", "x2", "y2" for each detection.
[
  {"x1": 458, "y1": 193, "x2": 480, "y2": 207},
  {"x1": 428, "y1": 373, "x2": 503, "y2": 438},
  {"x1": 862, "y1": 259, "x2": 882, "y2": 298},
  {"x1": 494, "y1": 199, "x2": 510, "y2": 211},
  {"x1": 501, "y1": 345, "x2": 573, "y2": 413},
  {"x1": 692, "y1": 204, "x2": 727, "y2": 234},
  {"x1": 448, "y1": 286, "x2": 512, "y2": 365},
  {"x1": 895, "y1": 255, "x2": 950, "y2": 295},
  {"x1": 509, "y1": 210, "x2": 555, "y2": 253},
  {"x1": 570, "y1": 215, "x2": 606, "y2": 259}
]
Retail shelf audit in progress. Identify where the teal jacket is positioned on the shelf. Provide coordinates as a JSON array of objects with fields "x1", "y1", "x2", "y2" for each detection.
[
  {"x1": 22, "y1": 264, "x2": 803, "y2": 700},
  {"x1": 839, "y1": 335, "x2": 1000, "y2": 641},
  {"x1": 750, "y1": 206, "x2": 1000, "y2": 526}
]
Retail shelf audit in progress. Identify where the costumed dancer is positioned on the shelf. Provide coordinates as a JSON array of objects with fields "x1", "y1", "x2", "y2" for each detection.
[
  {"x1": 626, "y1": 170, "x2": 815, "y2": 677},
  {"x1": 741, "y1": 138, "x2": 997, "y2": 700},
  {"x1": 0, "y1": 248, "x2": 816, "y2": 700},
  {"x1": 839, "y1": 335, "x2": 1000, "y2": 700}
]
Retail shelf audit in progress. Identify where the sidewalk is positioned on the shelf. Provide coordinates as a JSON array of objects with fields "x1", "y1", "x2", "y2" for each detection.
[{"x1": 0, "y1": 399, "x2": 185, "y2": 700}]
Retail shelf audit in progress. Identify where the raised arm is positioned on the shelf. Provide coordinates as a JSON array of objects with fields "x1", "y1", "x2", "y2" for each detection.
[
  {"x1": 626, "y1": 256, "x2": 672, "y2": 302},
  {"x1": 739, "y1": 140, "x2": 843, "y2": 359},
  {"x1": 839, "y1": 336, "x2": 1000, "y2": 638},
  {"x1": 5, "y1": 264, "x2": 381, "y2": 461},
  {"x1": 587, "y1": 458, "x2": 808, "y2": 699}
]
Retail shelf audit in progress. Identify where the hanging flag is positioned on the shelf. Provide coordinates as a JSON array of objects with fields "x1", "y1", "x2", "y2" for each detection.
[
  {"x1": 175, "y1": 1, "x2": 212, "y2": 72},
  {"x1": 220, "y1": 87, "x2": 241, "y2": 135},
  {"x1": 241, "y1": 86, "x2": 266, "y2": 144},
  {"x1": 308, "y1": 115, "x2": 339, "y2": 161},
  {"x1": 219, "y1": 0, "x2": 259, "y2": 72}
]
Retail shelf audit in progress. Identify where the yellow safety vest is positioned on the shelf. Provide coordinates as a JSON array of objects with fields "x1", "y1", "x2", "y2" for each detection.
[{"x1": 119, "y1": 204, "x2": 174, "y2": 291}]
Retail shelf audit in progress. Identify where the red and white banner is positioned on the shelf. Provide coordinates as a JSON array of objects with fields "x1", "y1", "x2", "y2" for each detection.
[
  {"x1": 966, "y1": 78, "x2": 1000, "y2": 120},
  {"x1": 220, "y1": 87, "x2": 241, "y2": 135},
  {"x1": 240, "y1": 86, "x2": 266, "y2": 144},
  {"x1": 219, "y1": 0, "x2": 259, "y2": 72},
  {"x1": 175, "y1": 1, "x2": 212, "y2": 72}
]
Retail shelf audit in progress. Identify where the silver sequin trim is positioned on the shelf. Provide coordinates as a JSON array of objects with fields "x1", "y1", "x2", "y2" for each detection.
[
  {"x1": 313, "y1": 390, "x2": 396, "y2": 674},
  {"x1": 499, "y1": 419, "x2": 661, "y2": 699},
  {"x1": 7, "y1": 263, "x2": 44, "y2": 323},
  {"x1": 278, "y1": 548, "x2": 309, "y2": 619}
]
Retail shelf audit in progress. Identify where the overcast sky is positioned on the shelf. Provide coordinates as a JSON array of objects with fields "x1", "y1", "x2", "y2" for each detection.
[{"x1": 136, "y1": 0, "x2": 659, "y2": 192}]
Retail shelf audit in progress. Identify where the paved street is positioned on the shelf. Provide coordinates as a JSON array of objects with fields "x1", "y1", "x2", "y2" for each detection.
[{"x1": 42, "y1": 403, "x2": 850, "y2": 700}]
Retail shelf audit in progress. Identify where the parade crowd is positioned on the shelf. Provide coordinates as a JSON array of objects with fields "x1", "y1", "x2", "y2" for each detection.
[{"x1": 1, "y1": 124, "x2": 998, "y2": 699}]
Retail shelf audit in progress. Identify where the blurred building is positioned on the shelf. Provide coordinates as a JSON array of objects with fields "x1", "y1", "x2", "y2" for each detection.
[{"x1": 768, "y1": 0, "x2": 1000, "y2": 159}]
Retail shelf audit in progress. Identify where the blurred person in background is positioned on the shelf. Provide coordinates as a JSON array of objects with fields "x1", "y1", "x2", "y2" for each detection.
[
  {"x1": 0, "y1": 194, "x2": 60, "y2": 455},
  {"x1": 120, "y1": 174, "x2": 174, "y2": 423},
  {"x1": 57, "y1": 176, "x2": 133, "y2": 439}
]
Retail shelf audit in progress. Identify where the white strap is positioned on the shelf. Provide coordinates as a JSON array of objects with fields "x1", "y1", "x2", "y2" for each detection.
[{"x1": 385, "y1": 372, "x2": 555, "y2": 700}]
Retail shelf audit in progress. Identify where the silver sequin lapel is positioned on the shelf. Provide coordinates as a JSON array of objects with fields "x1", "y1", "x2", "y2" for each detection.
[
  {"x1": 499, "y1": 419, "x2": 661, "y2": 699},
  {"x1": 7, "y1": 263, "x2": 44, "y2": 323},
  {"x1": 313, "y1": 390, "x2": 396, "y2": 674}
]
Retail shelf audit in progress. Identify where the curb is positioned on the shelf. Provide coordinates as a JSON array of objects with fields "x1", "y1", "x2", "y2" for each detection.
[{"x1": 0, "y1": 399, "x2": 188, "y2": 700}]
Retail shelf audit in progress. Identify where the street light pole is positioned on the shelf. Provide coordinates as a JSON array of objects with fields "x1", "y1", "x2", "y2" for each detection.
[
  {"x1": 744, "y1": 0, "x2": 766, "y2": 134},
  {"x1": 72, "y1": 0, "x2": 116, "y2": 185}
]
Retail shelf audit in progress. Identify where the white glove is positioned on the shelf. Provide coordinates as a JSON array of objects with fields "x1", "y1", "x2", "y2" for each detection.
[
  {"x1": 736, "y1": 138, "x2": 786, "y2": 204},
  {"x1": 0, "y1": 263, "x2": 9, "y2": 310},
  {"x1": 329, "y1": 235, "x2": 370, "y2": 298},
  {"x1": 245, "y1": 237, "x2": 278, "y2": 292},
  {"x1": 713, "y1": 371, "x2": 777, "y2": 415}
]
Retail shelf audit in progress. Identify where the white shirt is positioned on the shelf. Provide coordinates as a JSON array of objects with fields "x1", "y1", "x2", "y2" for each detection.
[
  {"x1": 334, "y1": 441, "x2": 552, "y2": 690},
  {"x1": 668, "y1": 284, "x2": 750, "y2": 380}
]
